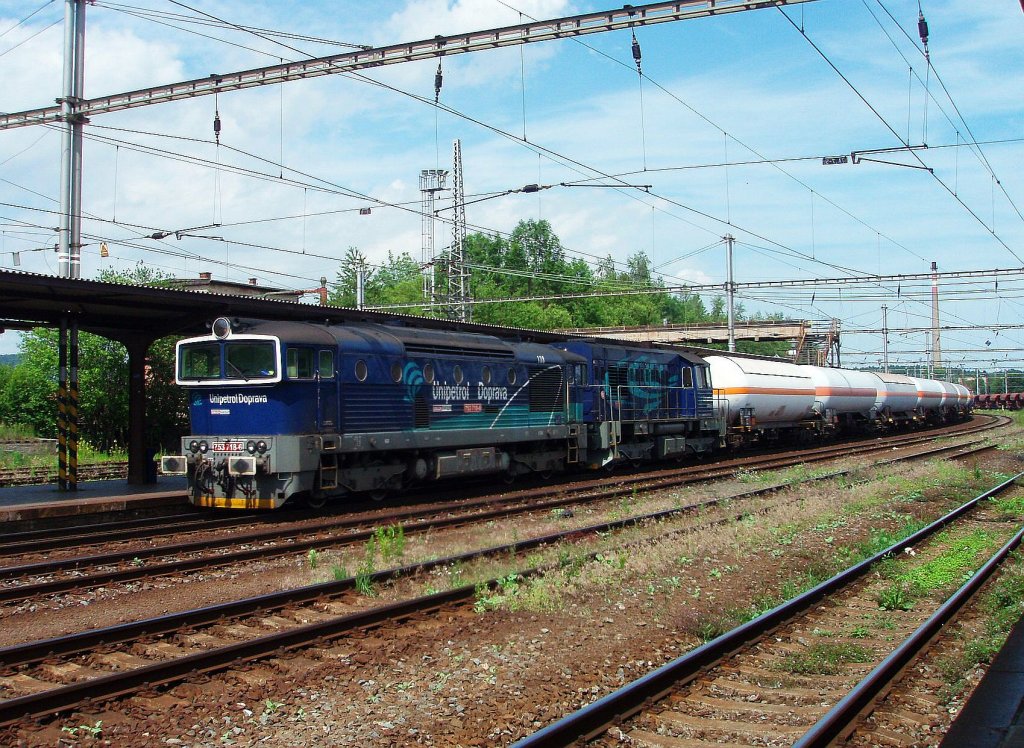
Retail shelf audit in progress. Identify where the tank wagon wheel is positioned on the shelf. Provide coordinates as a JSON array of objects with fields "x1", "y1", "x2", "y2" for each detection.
[{"x1": 305, "y1": 493, "x2": 328, "y2": 510}]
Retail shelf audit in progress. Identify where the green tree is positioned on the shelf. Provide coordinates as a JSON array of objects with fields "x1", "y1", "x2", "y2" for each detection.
[
  {"x1": 13, "y1": 327, "x2": 130, "y2": 451},
  {"x1": 0, "y1": 264, "x2": 189, "y2": 453},
  {"x1": 329, "y1": 246, "x2": 371, "y2": 307},
  {"x1": 325, "y1": 220, "x2": 787, "y2": 347}
]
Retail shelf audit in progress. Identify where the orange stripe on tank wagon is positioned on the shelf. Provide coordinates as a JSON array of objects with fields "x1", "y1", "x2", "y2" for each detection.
[
  {"x1": 814, "y1": 388, "x2": 876, "y2": 397},
  {"x1": 713, "y1": 387, "x2": 816, "y2": 396}
]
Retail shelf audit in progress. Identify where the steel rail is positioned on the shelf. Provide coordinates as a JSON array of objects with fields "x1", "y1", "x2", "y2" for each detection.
[
  {"x1": 6, "y1": 432, "x2": 971, "y2": 668},
  {"x1": 0, "y1": 474, "x2": 796, "y2": 670},
  {"x1": 0, "y1": 440, "x2": 990, "y2": 671},
  {"x1": 510, "y1": 471, "x2": 1024, "y2": 747},
  {"x1": 0, "y1": 438, "x2": 872, "y2": 604},
  {"x1": 794, "y1": 520, "x2": 1024, "y2": 746},
  {"x1": 0, "y1": 474, "x2": 812, "y2": 725},
  {"x1": 0, "y1": 509, "x2": 271, "y2": 556},
  {"x1": 0, "y1": 428, "x2": 992, "y2": 604},
  {"x1": 0, "y1": 440, "x2": 1003, "y2": 726}
]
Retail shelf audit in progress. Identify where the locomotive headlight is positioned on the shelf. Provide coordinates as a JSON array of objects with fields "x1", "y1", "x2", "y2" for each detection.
[
  {"x1": 188, "y1": 439, "x2": 200, "y2": 453},
  {"x1": 198, "y1": 440, "x2": 209, "y2": 453},
  {"x1": 246, "y1": 440, "x2": 257, "y2": 454},
  {"x1": 212, "y1": 317, "x2": 232, "y2": 339},
  {"x1": 256, "y1": 440, "x2": 268, "y2": 454}
]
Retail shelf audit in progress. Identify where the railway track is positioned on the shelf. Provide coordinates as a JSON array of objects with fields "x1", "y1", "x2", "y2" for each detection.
[
  {"x1": 511, "y1": 472, "x2": 1024, "y2": 747},
  {"x1": 0, "y1": 433, "x2": 1003, "y2": 731},
  {"x1": 0, "y1": 461, "x2": 130, "y2": 487},
  {"x1": 1, "y1": 414, "x2": 1003, "y2": 558},
  {"x1": 0, "y1": 422, "x2": 1000, "y2": 607}
]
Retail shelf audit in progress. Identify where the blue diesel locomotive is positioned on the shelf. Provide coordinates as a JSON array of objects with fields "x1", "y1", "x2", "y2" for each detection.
[{"x1": 161, "y1": 318, "x2": 718, "y2": 508}]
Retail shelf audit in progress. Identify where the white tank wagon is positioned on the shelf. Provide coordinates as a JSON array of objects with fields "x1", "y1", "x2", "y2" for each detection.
[
  {"x1": 802, "y1": 365, "x2": 878, "y2": 423},
  {"x1": 953, "y1": 384, "x2": 974, "y2": 411},
  {"x1": 707, "y1": 355, "x2": 972, "y2": 445},
  {"x1": 873, "y1": 373, "x2": 920, "y2": 423},
  {"x1": 911, "y1": 377, "x2": 968, "y2": 422},
  {"x1": 937, "y1": 381, "x2": 960, "y2": 409},
  {"x1": 910, "y1": 377, "x2": 945, "y2": 415},
  {"x1": 706, "y1": 356, "x2": 817, "y2": 443}
]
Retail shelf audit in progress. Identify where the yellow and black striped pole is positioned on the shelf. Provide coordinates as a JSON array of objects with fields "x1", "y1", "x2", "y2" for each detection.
[
  {"x1": 68, "y1": 319, "x2": 79, "y2": 491},
  {"x1": 57, "y1": 319, "x2": 68, "y2": 491}
]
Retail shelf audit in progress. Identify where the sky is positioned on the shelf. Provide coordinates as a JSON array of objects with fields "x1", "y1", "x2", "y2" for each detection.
[{"x1": 0, "y1": 0, "x2": 1022, "y2": 382}]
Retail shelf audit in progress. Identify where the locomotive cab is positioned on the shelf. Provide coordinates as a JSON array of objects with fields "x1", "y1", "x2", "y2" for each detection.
[{"x1": 163, "y1": 318, "x2": 339, "y2": 509}]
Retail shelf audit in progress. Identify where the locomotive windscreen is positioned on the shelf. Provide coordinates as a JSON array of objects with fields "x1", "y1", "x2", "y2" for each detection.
[{"x1": 178, "y1": 340, "x2": 278, "y2": 382}]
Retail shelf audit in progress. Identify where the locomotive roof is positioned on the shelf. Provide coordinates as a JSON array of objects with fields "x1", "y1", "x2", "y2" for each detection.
[
  {"x1": 229, "y1": 319, "x2": 338, "y2": 345},
  {"x1": 234, "y1": 319, "x2": 516, "y2": 357},
  {"x1": 559, "y1": 339, "x2": 707, "y2": 365},
  {"x1": 513, "y1": 341, "x2": 586, "y2": 365},
  {"x1": 358, "y1": 323, "x2": 515, "y2": 358}
]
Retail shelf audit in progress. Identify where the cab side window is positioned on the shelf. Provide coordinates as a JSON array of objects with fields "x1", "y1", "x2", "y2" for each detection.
[
  {"x1": 287, "y1": 348, "x2": 315, "y2": 379},
  {"x1": 318, "y1": 350, "x2": 335, "y2": 379}
]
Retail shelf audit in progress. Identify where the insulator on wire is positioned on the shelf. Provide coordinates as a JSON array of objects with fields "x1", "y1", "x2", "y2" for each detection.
[
  {"x1": 213, "y1": 111, "x2": 222, "y2": 144},
  {"x1": 631, "y1": 31, "x2": 642, "y2": 75},
  {"x1": 917, "y1": 10, "x2": 929, "y2": 47},
  {"x1": 434, "y1": 62, "x2": 443, "y2": 103}
]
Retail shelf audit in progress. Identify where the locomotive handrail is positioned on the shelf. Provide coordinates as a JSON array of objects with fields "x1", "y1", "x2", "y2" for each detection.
[{"x1": 609, "y1": 383, "x2": 714, "y2": 423}]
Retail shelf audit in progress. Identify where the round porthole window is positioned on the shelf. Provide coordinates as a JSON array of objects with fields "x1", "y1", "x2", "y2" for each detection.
[
  {"x1": 423, "y1": 363, "x2": 435, "y2": 384},
  {"x1": 355, "y1": 360, "x2": 368, "y2": 382},
  {"x1": 507, "y1": 368, "x2": 517, "y2": 385},
  {"x1": 391, "y1": 362, "x2": 403, "y2": 383},
  {"x1": 453, "y1": 365, "x2": 464, "y2": 384}
]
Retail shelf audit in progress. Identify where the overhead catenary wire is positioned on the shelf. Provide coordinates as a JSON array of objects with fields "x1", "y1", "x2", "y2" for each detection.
[
  {"x1": 870, "y1": 0, "x2": 1024, "y2": 227},
  {"x1": 1, "y1": 1, "x2": 970, "y2": 305},
  {"x1": 0, "y1": 0, "x2": 55, "y2": 39},
  {"x1": 778, "y1": 6, "x2": 1024, "y2": 265},
  {"x1": 4, "y1": 2, "x2": 1015, "y2": 362}
]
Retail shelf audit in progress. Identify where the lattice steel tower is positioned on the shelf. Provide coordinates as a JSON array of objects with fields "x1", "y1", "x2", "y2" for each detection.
[
  {"x1": 419, "y1": 168, "x2": 448, "y2": 308},
  {"x1": 447, "y1": 139, "x2": 469, "y2": 322}
]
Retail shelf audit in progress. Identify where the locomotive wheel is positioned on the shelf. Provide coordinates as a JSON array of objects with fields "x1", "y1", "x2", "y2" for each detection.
[{"x1": 369, "y1": 489, "x2": 389, "y2": 502}]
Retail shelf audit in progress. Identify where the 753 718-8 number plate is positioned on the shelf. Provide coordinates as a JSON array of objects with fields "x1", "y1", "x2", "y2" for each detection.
[{"x1": 211, "y1": 440, "x2": 244, "y2": 453}]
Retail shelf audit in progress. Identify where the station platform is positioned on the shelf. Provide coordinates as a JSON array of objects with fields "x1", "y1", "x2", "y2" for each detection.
[
  {"x1": 0, "y1": 476, "x2": 189, "y2": 524},
  {"x1": 942, "y1": 613, "x2": 1024, "y2": 747}
]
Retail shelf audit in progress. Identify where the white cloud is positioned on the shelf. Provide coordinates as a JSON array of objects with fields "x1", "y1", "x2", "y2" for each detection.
[{"x1": 0, "y1": 1, "x2": 1021, "y2": 365}]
